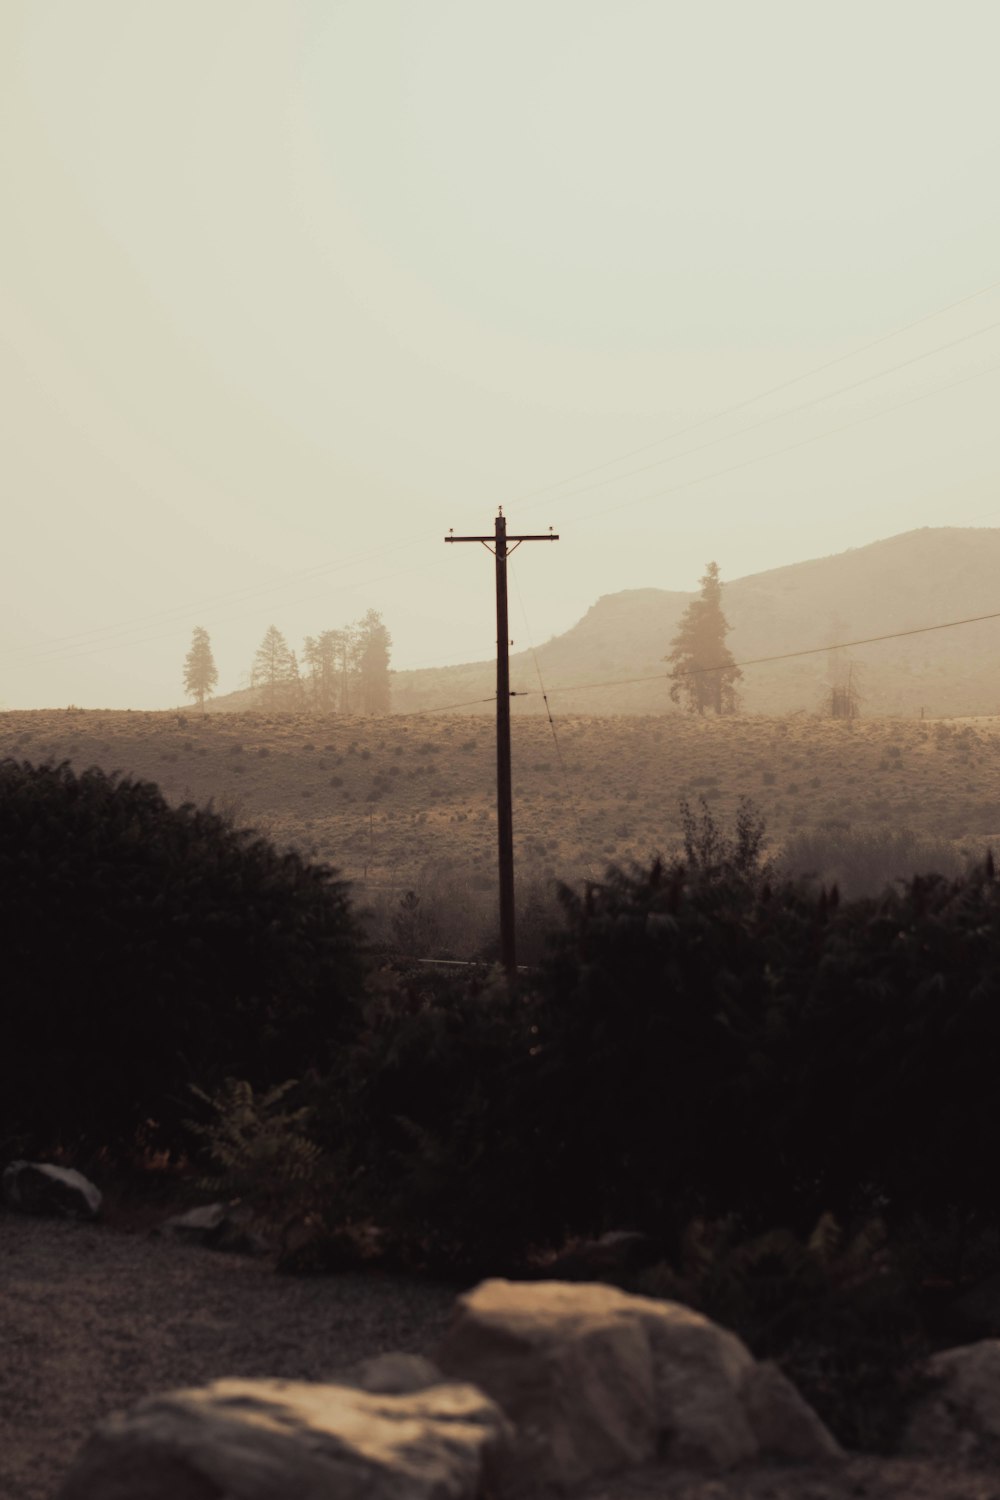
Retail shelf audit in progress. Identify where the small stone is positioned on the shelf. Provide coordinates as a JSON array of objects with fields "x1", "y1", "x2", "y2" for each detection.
[{"x1": 350, "y1": 1352, "x2": 445, "y2": 1395}]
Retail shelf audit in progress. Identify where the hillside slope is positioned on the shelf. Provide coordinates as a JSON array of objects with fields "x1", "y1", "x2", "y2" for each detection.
[{"x1": 389, "y1": 527, "x2": 1000, "y2": 717}]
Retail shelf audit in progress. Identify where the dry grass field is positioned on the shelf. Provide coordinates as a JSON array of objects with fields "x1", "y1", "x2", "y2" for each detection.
[{"x1": 4, "y1": 707, "x2": 1000, "y2": 920}]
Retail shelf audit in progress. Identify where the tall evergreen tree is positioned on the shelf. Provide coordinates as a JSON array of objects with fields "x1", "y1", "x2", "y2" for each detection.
[
  {"x1": 303, "y1": 631, "x2": 338, "y2": 712},
  {"x1": 183, "y1": 626, "x2": 218, "y2": 711},
  {"x1": 357, "y1": 608, "x2": 392, "y2": 714},
  {"x1": 665, "y1": 562, "x2": 742, "y2": 715},
  {"x1": 251, "y1": 625, "x2": 301, "y2": 711}
]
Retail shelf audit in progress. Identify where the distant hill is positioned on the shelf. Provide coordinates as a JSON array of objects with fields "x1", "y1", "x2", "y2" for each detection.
[
  {"x1": 388, "y1": 527, "x2": 1000, "y2": 718},
  {"x1": 207, "y1": 528, "x2": 1000, "y2": 718}
]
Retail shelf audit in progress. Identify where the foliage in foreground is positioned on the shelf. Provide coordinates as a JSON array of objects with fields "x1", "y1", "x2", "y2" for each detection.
[
  {"x1": 631, "y1": 1211, "x2": 937, "y2": 1454},
  {"x1": 305, "y1": 811, "x2": 1000, "y2": 1270},
  {"x1": 0, "y1": 758, "x2": 365, "y2": 1152}
]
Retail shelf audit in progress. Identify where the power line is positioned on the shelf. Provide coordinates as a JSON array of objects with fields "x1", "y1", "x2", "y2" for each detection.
[
  {"x1": 0, "y1": 531, "x2": 445, "y2": 664},
  {"x1": 512, "y1": 317, "x2": 1000, "y2": 514},
  {"x1": 398, "y1": 694, "x2": 497, "y2": 716},
  {"x1": 526, "y1": 606, "x2": 1000, "y2": 700},
  {"x1": 0, "y1": 554, "x2": 457, "y2": 671},
  {"x1": 571, "y1": 353, "x2": 1000, "y2": 527},
  {"x1": 391, "y1": 602, "x2": 1000, "y2": 717},
  {"x1": 505, "y1": 276, "x2": 1000, "y2": 514},
  {"x1": 510, "y1": 558, "x2": 596, "y2": 879}
]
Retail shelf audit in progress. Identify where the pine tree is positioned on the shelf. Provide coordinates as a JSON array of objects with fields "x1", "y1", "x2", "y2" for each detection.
[
  {"x1": 357, "y1": 608, "x2": 392, "y2": 714},
  {"x1": 251, "y1": 625, "x2": 301, "y2": 711},
  {"x1": 665, "y1": 562, "x2": 742, "y2": 715},
  {"x1": 302, "y1": 632, "x2": 336, "y2": 712},
  {"x1": 183, "y1": 626, "x2": 218, "y2": 711}
]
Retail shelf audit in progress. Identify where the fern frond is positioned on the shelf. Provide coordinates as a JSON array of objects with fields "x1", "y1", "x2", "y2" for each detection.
[{"x1": 808, "y1": 1212, "x2": 843, "y2": 1268}]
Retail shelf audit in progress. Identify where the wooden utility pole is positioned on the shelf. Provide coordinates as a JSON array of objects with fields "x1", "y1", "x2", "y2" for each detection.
[{"x1": 446, "y1": 509, "x2": 558, "y2": 981}]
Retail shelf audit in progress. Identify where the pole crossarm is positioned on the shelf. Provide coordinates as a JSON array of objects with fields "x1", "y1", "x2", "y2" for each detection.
[
  {"x1": 445, "y1": 509, "x2": 559, "y2": 983},
  {"x1": 446, "y1": 530, "x2": 559, "y2": 555}
]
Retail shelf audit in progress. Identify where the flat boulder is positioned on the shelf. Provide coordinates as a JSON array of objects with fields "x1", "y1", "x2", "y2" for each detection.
[
  {"x1": 434, "y1": 1279, "x2": 841, "y2": 1490},
  {"x1": 55, "y1": 1376, "x2": 513, "y2": 1500},
  {"x1": 2, "y1": 1161, "x2": 102, "y2": 1220}
]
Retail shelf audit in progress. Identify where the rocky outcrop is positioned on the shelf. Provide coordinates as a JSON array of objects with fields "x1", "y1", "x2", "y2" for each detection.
[{"x1": 2, "y1": 1161, "x2": 102, "y2": 1220}]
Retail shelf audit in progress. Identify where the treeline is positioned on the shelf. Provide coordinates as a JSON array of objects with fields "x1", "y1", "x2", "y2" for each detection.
[{"x1": 183, "y1": 610, "x2": 391, "y2": 713}]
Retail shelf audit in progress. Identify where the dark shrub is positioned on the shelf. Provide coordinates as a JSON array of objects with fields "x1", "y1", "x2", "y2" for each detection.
[
  {"x1": 526, "y1": 858, "x2": 801, "y2": 1240},
  {"x1": 786, "y1": 858, "x2": 1000, "y2": 1222},
  {"x1": 0, "y1": 759, "x2": 365, "y2": 1153},
  {"x1": 312, "y1": 963, "x2": 542, "y2": 1272},
  {"x1": 327, "y1": 840, "x2": 1000, "y2": 1268}
]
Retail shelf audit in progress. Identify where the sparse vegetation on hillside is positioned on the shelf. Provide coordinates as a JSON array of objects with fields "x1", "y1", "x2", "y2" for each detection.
[
  {"x1": 3, "y1": 709, "x2": 998, "y2": 927},
  {"x1": 779, "y1": 822, "x2": 968, "y2": 899}
]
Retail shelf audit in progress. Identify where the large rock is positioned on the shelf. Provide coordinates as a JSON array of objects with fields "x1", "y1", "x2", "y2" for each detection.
[
  {"x1": 434, "y1": 1279, "x2": 841, "y2": 1490},
  {"x1": 55, "y1": 1376, "x2": 513, "y2": 1500},
  {"x1": 2, "y1": 1161, "x2": 102, "y2": 1220},
  {"x1": 901, "y1": 1339, "x2": 1000, "y2": 1463}
]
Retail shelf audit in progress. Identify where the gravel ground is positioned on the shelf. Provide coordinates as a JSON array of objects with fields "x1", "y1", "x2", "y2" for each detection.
[{"x1": 4, "y1": 1208, "x2": 1000, "y2": 1500}]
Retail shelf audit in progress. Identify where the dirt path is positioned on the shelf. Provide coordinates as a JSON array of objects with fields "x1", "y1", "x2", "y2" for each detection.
[
  {"x1": 4, "y1": 1209, "x2": 1000, "y2": 1500},
  {"x1": 0, "y1": 1210, "x2": 458, "y2": 1500}
]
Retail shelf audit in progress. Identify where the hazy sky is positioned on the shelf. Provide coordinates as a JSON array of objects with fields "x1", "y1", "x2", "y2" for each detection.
[{"x1": 3, "y1": 0, "x2": 999, "y2": 709}]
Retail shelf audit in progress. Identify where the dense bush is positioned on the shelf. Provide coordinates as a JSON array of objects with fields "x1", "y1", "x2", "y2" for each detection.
[
  {"x1": 315, "y1": 822, "x2": 1000, "y2": 1268},
  {"x1": 531, "y1": 851, "x2": 1000, "y2": 1236},
  {"x1": 0, "y1": 759, "x2": 365, "y2": 1152},
  {"x1": 309, "y1": 963, "x2": 544, "y2": 1272}
]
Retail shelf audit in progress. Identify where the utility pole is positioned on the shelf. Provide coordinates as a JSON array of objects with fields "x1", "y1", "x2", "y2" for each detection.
[{"x1": 446, "y1": 509, "x2": 558, "y2": 981}]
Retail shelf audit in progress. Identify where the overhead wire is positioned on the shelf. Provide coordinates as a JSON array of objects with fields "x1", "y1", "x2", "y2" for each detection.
[
  {"x1": 522, "y1": 606, "x2": 1000, "y2": 701},
  {"x1": 0, "y1": 527, "x2": 445, "y2": 664},
  {"x1": 509, "y1": 557, "x2": 596, "y2": 879},
  {"x1": 569, "y1": 352, "x2": 1000, "y2": 526},
  {"x1": 503, "y1": 275, "x2": 1000, "y2": 513},
  {"x1": 509, "y1": 316, "x2": 1000, "y2": 515},
  {"x1": 0, "y1": 554, "x2": 457, "y2": 671},
  {"x1": 398, "y1": 694, "x2": 497, "y2": 716}
]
